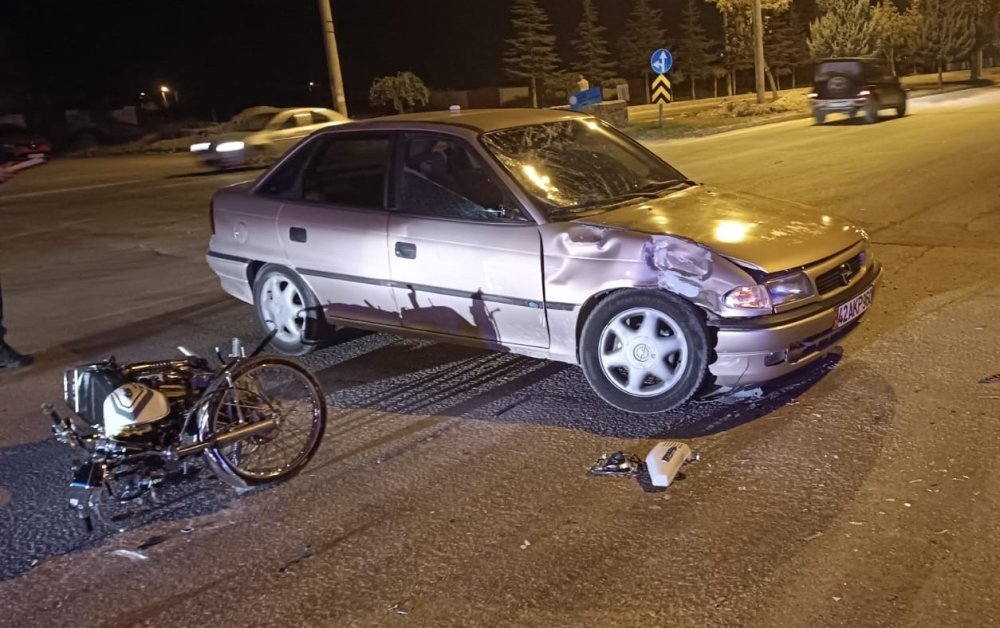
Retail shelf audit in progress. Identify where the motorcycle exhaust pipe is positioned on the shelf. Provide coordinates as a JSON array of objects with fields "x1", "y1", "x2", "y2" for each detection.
[{"x1": 174, "y1": 418, "x2": 277, "y2": 457}]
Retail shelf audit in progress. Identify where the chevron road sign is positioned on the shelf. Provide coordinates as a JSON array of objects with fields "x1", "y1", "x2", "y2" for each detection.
[{"x1": 651, "y1": 74, "x2": 673, "y2": 104}]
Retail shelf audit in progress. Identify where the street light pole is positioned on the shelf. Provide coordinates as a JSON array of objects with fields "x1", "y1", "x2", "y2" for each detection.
[
  {"x1": 752, "y1": 0, "x2": 766, "y2": 104},
  {"x1": 318, "y1": 0, "x2": 348, "y2": 117}
]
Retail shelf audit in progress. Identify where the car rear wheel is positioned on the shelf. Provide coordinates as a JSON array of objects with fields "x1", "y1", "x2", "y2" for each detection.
[
  {"x1": 895, "y1": 99, "x2": 907, "y2": 117},
  {"x1": 580, "y1": 290, "x2": 710, "y2": 414},
  {"x1": 864, "y1": 100, "x2": 880, "y2": 124},
  {"x1": 252, "y1": 265, "x2": 330, "y2": 356},
  {"x1": 814, "y1": 110, "x2": 826, "y2": 125}
]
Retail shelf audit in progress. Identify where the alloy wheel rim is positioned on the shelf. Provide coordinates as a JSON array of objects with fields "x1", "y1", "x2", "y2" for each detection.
[{"x1": 597, "y1": 307, "x2": 688, "y2": 398}]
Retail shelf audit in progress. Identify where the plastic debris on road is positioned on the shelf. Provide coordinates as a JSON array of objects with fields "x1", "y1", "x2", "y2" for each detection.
[
  {"x1": 389, "y1": 602, "x2": 411, "y2": 616},
  {"x1": 978, "y1": 373, "x2": 1000, "y2": 384},
  {"x1": 136, "y1": 534, "x2": 170, "y2": 550},
  {"x1": 588, "y1": 451, "x2": 643, "y2": 477},
  {"x1": 645, "y1": 441, "x2": 697, "y2": 488},
  {"x1": 278, "y1": 544, "x2": 315, "y2": 572},
  {"x1": 111, "y1": 549, "x2": 149, "y2": 562}
]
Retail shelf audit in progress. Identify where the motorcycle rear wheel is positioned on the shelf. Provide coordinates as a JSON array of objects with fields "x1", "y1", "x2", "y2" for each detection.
[{"x1": 202, "y1": 357, "x2": 326, "y2": 488}]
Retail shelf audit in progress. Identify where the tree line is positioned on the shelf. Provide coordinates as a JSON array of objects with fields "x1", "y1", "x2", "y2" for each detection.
[{"x1": 504, "y1": 0, "x2": 1000, "y2": 106}]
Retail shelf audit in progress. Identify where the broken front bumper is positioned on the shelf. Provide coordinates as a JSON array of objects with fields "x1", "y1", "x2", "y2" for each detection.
[{"x1": 709, "y1": 262, "x2": 883, "y2": 388}]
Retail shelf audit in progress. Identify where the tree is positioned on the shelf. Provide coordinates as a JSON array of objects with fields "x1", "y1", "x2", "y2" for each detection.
[
  {"x1": 368, "y1": 72, "x2": 429, "y2": 114},
  {"x1": 675, "y1": 0, "x2": 718, "y2": 99},
  {"x1": 915, "y1": 0, "x2": 976, "y2": 86},
  {"x1": 503, "y1": 0, "x2": 563, "y2": 108},
  {"x1": 711, "y1": 65, "x2": 729, "y2": 96},
  {"x1": 572, "y1": 0, "x2": 616, "y2": 86},
  {"x1": 968, "y1": 0, "x2": 1000, "y2": 79},
  {"x1": 808, "y1": 0, "x2": 880, "y2": 59},
  {"x1": 708, "y1": 0, "x2": 791, "y2": 97},
  {"x1": 765, "y1": 3, "x2": 810, "y2": 88},
  {"x1": 873, "y1": 0, "x2": 920, "y2": 76},
  {"x1": 617, "y1": 0, "x2": 667, "y2": 102}
]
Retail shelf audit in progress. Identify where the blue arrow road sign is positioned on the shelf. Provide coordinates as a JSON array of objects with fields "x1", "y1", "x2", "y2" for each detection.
[{"x1": 650, "y1": 48, "x2": 673, "y2": 75}]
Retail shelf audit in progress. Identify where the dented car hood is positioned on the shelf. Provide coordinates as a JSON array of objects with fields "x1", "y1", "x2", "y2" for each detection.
[{"x1": 576, "y1": 185, "x2": 864, "y2": 274}]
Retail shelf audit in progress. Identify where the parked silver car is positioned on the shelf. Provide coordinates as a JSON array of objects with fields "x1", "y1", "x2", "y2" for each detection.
[
  {"x1": 191, "y1": 107, "x2": 349, "y2": 169},
  {"x1": 206, "y1": 109, "x2": 881, "y2": 413}
]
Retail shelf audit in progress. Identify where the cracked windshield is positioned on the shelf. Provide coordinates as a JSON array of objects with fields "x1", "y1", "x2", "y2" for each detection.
[{"x1": 482, "y1": 119, "x2": 687, "y2": 217}]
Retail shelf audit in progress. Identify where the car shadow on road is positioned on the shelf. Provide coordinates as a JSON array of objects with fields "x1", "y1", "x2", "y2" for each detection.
[
  {"x1": 313, "y1": 335, "x2": 842, "y2": 441},
  {"x1": 165, "y1": 166, "x2": 267, "y2": 179},
  {"x1": 816, "y1": 116, "x2": 900, "y2": 127}
]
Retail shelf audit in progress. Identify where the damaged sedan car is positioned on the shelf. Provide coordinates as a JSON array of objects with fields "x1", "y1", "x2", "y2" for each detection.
[{"x1": 206, "y1": 109, "x2": 881, "y2": 413}]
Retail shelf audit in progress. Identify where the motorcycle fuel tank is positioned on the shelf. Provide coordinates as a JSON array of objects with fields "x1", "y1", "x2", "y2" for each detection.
[{"x1": 102, "y1": 382, "x2": 170, "y2": 437}]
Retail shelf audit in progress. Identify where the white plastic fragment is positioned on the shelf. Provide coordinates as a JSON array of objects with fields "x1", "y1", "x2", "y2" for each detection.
[
  {"x1": 112, "y1": 549, "x2": 149, "y2": 562},
  {"x1": 645, "y1": 441, "x2": 693, "y2": 488}
]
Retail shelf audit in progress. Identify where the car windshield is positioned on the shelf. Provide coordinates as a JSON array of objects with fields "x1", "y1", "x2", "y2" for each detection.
[
  {"x1": 481, "y1": 119, "x2": 688, "y2": 219},
  {"x1": 236, "y1": 113, "x2": 276, "y2": 132}
]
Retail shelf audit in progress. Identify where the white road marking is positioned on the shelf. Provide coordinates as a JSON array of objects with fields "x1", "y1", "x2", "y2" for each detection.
[{"x1": 0, "y1": 179, "x2": 145, "y2": 202}]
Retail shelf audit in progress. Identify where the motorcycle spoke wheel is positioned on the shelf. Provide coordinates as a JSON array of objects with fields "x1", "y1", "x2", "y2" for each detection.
[{"x1": 210, "y1": 359, "x2": 325, "y2": 485}]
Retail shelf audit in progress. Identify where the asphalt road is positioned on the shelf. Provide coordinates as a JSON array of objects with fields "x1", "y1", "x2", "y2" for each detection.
[{"x1": 1, "y1": 87, "x2": 999, "y2": 627}]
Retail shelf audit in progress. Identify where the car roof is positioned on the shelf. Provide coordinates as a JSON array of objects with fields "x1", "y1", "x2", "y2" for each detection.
[{"x1": 354, "y1": 108, "x2": 589, "y2": 133}]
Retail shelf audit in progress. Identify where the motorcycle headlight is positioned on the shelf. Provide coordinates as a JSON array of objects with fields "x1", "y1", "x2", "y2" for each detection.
[
  {"x1": 765, "y1": 271, "x2": 815, "y2": 307},
  {"x1": 724, "y1": 285, "x2": 771, "y2": 310}
]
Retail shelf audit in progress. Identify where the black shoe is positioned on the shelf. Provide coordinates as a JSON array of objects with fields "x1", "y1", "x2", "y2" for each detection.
[{"x1": 0, "y1": 343, "x2": 33, "y2": 369}]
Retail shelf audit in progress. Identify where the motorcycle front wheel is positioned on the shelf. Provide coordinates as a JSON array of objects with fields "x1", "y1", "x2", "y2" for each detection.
[{"x1": 202, "y1": 356, "x2": 326, "y2": 488}]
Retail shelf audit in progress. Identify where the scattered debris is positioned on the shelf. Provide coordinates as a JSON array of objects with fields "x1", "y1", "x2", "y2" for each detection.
[
  {"x1": 908, "y1": 479, "x2": 923, "y2": 484},
  {"x1": 645, "y1": 441, "x2": 696, "y2": 488},
  {"x1": 180, "y1": 527, "x2": 194, "y2": 534},
  {"x1": 588, "y1": 451, "x2": 642, "y2": 477},
  {"x1": 833, "y1": 596, "x2": 842, "y2": 602},
  {"x1": 936, "y1": 529, "x2": 950, "y2": 535},
  {"x1": 978, "y1": 373, "x2": 1000, "y2": 385},
  {"x1": 803, "y1": 532, "x2": 823, "y2": 541},
  {"x1": 519, "y1": 539, "x2": 531, "y2": 550},
  {"x1": 112, "y1": 549, "x2": 149, "y2": 562},
  {"x1": 279, "y1": 545, "x2": 315, "y2": 572},
  {"x1": 904, "y1": 502, "x2": 912, "y2": 508},
  {"x1": 136, "y1": 534, "x2": 170, "y2": 550},
  {"x1": 388, "y1": 602, "x2": 411, "y2": 616}
]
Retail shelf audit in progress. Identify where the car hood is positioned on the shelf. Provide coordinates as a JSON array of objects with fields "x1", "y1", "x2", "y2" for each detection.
[
  {"x1": 575, "y1": 185, "x2": 865, "y2": 274},
  {"x1": 201, "y1": 131, "x2": 253, "y2": 144}
]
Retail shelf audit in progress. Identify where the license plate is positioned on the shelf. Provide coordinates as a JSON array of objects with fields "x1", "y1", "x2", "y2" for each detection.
[{"x1": 835, "y1": 286, "x2": 874, "y2": 329}]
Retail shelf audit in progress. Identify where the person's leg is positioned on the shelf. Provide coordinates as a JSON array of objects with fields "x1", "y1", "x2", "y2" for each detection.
[{"x1": 0, "y1": 277, "x2": 32, "y2": 368}]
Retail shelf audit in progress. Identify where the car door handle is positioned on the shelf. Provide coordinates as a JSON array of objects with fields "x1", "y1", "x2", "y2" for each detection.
[
  {"x1": 290, "y1": 227, "x2": 307, "y2": 243},
  {"x1": 395, "y1": 242, "x2": 416, "y2": 259}
]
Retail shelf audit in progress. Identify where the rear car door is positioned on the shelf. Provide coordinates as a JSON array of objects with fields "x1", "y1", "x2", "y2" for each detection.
[
  {"x1": 387, "y1": 131, "x2": 549, "y2": 348},
  {"x1": 266, "y1": 132, "x2": 400, "y2": 327}
]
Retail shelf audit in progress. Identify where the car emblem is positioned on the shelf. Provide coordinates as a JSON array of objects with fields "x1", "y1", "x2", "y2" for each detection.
[
  {"x1": 632, "y1": 344, "x2": 652, "y2": 362},
  {"x1": 839, "y1": 263, "x2": 854, "y2": 285}
]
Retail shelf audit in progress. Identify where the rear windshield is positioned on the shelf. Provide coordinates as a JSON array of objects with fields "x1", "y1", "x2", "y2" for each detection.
[{"x1": 815, "y1": 61, "x2": 861, "y2": 80}]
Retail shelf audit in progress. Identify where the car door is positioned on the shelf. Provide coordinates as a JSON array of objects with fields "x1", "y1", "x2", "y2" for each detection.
[
  {"x1": 386, "y1": 131, "x2": 548, "y2": 348},
  {"x1": 268, "y1": 132, "x2": 400, "y2": 327}
]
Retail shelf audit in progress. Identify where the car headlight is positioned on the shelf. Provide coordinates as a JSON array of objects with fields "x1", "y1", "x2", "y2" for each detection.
[
  {"x1": 190, "y1": 142, "x2": 211, "y2": 152},
  {"x1": 724, "y1": 285, "x2": 771, "y2": 310},
  {"x1": 765, "y1": 271, "x2": 815, "y2": 307},
  {"x1": 216, "y1": 141, "x2": 245, "y2": 153}
]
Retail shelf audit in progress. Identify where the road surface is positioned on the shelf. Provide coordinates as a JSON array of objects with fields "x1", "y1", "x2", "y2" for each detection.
[{"x1": 1, "y1": 87, "x2": 999, "y2": 627}]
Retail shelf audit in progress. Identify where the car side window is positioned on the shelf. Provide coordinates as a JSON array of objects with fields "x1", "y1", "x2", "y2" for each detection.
[
  {"x1": 299, "y1": 135, "x2": 391, "y2": 208},
  {"x1": 311, "y1": 111, "x2": 332, "y2": 124},
  {"x1": 396, "y1": 133, "x2": 527, "y2": 222}
]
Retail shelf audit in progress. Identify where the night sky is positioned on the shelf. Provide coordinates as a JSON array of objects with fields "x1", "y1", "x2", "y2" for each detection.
[{"x1": 3, "y1": 0, "x2": 712, "y2": 117}]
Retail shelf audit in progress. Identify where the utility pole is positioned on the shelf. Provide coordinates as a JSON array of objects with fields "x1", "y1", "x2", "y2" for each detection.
[
  {"x1": 752, "y1": 0, "x2": 765, "y2": 104},
  {"x1": 318, "y1": 0, "x2": 348, "y2": 117}
]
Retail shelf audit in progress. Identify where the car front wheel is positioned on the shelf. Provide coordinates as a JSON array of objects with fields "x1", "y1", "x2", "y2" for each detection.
[
  {"x1": 580, "y1": 290, "x2": 710, "y2": 414},
  {"x1": 252, "y1": 265, "x2": 330, "y2": 356}
]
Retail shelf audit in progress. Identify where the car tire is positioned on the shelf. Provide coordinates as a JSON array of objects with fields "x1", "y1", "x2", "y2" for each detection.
[
  {"x1": 895, "y1": 99, "x2": 907, "y2": 117},
  {"x1": 814, "y1": 110, "x2": 826, "y2": 125},
  {"x1": 579, "y1": 290, "x2": 710, "y2": 414},
  {"x1": 864, "y1": 100, "x2": 879, "y2": 124},
  {"x1": 252, "y1": 264, "x2": 331, "y2": 356}
]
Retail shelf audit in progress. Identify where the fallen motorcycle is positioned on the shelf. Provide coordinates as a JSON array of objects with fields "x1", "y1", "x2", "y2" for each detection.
[{"x1": 43, "y1": 332, "x2": 326, "y2": 530}]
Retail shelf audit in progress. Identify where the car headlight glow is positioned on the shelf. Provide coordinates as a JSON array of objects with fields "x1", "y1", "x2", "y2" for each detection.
[
  {"x1": 216, "y1": 141, "x2": 245, "y2": 153},
  {"x1": 190, "y1": 142, "x2": 211, "y2": 152},
  {"x1": 724, "y1": 285, "x2": 771, "y2": 310},
  {"x1": 765, "y1": 271, "x2": 815, "y2": 307}
]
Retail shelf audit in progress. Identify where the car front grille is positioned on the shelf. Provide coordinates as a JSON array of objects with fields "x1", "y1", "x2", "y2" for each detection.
[{"x1": 815, "y1": 253, "x2": 864, "y2": 294}]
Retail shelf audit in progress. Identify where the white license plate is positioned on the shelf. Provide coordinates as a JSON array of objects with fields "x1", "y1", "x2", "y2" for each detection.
[{"x1": 835, "y1": 286, "x2": 874, "y2": 329}]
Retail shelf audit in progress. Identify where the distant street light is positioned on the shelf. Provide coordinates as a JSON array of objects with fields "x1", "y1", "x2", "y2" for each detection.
[{"x1": 160, "y1": 85, "x2": 170, "y2": 108}]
